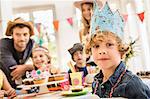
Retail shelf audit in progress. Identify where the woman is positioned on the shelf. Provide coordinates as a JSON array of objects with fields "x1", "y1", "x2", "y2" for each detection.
[{"x1": 74, "y1": 0, "x2": 93, "y2": 43}]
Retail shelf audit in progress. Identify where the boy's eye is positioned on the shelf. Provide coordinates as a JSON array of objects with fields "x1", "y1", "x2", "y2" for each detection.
[
  {"x1": 93, "y1": 45, "x2": 100, "y2": 48},
  {"x1": 88, "y1": 8, "x2": 91, "y2": 11},
  {"x1": 106, "y1": 43, "x2": 114, "y2": 47},
  {"x1": 40, "y1": 55, "x2": 43, "y2": 57},
  {"x1": 80, "y1": 51, "x2": 83, "y2": 54}
]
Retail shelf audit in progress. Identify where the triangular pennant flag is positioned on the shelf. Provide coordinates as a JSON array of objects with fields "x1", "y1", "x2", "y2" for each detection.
[
  {"x1": 35, "y1": 23, "x2": 41, "y2": 33},
  {"x1": 53, "y1": 20, "x2": 59, "y2": 32},
  {"x1": 123, "y1": 14, "x2": 128, "y2": 22},
  {"x1": 0, "y1": 20, "x2": 1, "y2": 26},
  {"x1": 137, "y1": 12, "x2": 144, "y2": 22},
  {"x1": 67, "y1": 17, "x2": 73, "y2": 26}
]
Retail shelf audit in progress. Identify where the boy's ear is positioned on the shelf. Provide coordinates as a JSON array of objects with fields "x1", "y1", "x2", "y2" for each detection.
[{"x1": 119, "y1": 45, "x2": 130, "y2": 59}]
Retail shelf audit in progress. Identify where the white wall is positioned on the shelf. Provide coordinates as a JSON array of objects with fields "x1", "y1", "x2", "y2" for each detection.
[
  {"x1": 1, "y1": 0, "x2": 150, "y2": 72},
  {"x1": 0, "y1": 0, "x2": 80, "y2": 71},
  {"x1": 0, "y1": 0, "x2": 13, "y2": 37},
  {"x1": 52, "y1": 1, "x2": 80, "y2": 71}
]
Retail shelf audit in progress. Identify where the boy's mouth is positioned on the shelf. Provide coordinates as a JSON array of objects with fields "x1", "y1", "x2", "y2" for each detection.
[
  {"x1": 98, "y1": 58, "x2": 110, "y2": 60},
  {"x1": 77, "y1": 58, "x2": 82, "y2": 61}
]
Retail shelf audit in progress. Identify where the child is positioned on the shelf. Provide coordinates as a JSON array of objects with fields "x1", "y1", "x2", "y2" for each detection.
[
  {"x1": 88, "y1": 1, "x2": 150, "y2": 98},
  {"x1": 68, "y1": 43, "x2": 88, "y2": 79},
  {"x1": 68, "y1": 43, "x2": 97, "y2": 85},
  {"x1": 24, "y1": 46, "x2": 60, "y2": 93},
  {"x1": 0, "y1": 70, "x2": 16, "y2": 98},
  {"x1": 31, "y1": 45, "x2": 60, "y2": 75}
]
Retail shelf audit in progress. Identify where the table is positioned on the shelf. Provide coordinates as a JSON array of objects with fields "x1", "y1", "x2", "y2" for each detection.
[
  {"x1": 14, "y1": 87, "x2": 100, "y2": 99},
  {"x1": 17, "y1": 91, "x2": 100, "y2": 99}
]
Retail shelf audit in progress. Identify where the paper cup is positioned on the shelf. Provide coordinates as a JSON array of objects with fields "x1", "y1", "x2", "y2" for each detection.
[{"x1": 70, "y1": 72, "x2": 82, "y2": 86}]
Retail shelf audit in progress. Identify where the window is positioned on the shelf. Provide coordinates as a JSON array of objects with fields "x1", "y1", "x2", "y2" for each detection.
[{"x1": 13, "y1": 5, "x2": 58, "y2": 66}]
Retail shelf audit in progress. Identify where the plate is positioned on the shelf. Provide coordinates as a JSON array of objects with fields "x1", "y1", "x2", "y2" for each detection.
[
  {"x1": 17, "y1": 79, "x2": 68, "y2": 88},
  {"x1": 61, "y1": 89, "x2": 88, "y2": 96}
]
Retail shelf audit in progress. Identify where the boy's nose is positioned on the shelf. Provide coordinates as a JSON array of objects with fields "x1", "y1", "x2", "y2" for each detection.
[{"x1": 99, "y1": 51, "x2": 107, "y2": 55}]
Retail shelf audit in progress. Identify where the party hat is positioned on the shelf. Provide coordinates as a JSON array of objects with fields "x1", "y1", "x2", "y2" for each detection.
[{"x1": 90, "y1": 0, "x2": 125, "y2": 38}]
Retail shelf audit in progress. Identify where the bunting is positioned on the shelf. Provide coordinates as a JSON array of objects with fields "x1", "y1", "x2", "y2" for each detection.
[
  {"x1": 0, "y1": 20, "x2": 2, "y2": 26},
  {"x1": 35, "y1": 23, "x2": 41, "y2": 33},
  {"x1": 53, "y1": 20, "x2": 59, "y2": 32},
  {"x1": 137, "y1": 12, "x2": 144, "y2": 22},
  {"x1": 123, "y1": 15, "x2": 128, "y2": 22},
  {"x1": 0, "y1": 11, "x2": 145, "y2": 33},
  {"x1": 122, "y1": 11, "x2": 144, "y2": 22},
  {"x1": 67, "y1": 17, "x2": 73, "y2": 27}
]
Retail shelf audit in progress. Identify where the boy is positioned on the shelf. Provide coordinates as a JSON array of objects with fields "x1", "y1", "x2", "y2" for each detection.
[
  {"x1": 88, "y1": 1, "x2": 150, "y2": 98},
  {"x1": 68, "y1": 43, "x2": 88, "y2": 79}
]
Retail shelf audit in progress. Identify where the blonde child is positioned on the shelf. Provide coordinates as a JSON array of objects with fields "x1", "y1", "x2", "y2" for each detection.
[
  {"x1": 88, "y1": 1, "x2": 150, "y2": 98},
  {"x1": 24, "y1": 46, "x2": 60, "y2": 93},
  {"x1": 31, "y1": 46, "x2": 60, "y2": 74},
  {"x1": 90, "y1": 31, "x2": 150, "y2": 98},
  {"x1": 0, "y1": 70, "x2": 16, "y2": 98}
]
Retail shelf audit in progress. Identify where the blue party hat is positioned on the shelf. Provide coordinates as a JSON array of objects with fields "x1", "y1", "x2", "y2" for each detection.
[{"x1": 90, "y1": 0, "x2": 125, "y2": 38}]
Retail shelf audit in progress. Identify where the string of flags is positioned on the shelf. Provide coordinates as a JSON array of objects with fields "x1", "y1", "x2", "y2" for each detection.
[
  {"x1": 123, "y1": 12, "x2": 144, "y2": 22},
  {"x1": 53, "y1": 11, "x2": 144, "y2": 32},
  {"x1": 0, "y1": 11, "x2": 145, "y2": 32}
]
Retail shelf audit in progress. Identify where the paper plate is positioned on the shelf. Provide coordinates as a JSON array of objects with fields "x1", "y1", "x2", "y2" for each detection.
[{"x1": 61, "y1": 89, "x2": 88, "y2": 96}]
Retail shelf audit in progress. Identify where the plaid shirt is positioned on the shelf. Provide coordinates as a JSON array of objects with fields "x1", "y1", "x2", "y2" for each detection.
[{"x1": 92, "y1": 61, "x2": 150, "y2": 99}]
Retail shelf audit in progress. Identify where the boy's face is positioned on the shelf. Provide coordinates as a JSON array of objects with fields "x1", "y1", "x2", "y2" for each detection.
[
  {"x1": 73, "y1": 50, "x2": 85, "y2": 66},
  {"x1": 32, "y1": 50, "x2": 49, "y2": 69},
  {"x1": 91, "y1": 35, "x2": 121, "y2": 70}
]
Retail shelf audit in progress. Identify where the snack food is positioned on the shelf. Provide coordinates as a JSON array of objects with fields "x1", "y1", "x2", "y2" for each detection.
[
  {"x1": 47, "y1": 84, "x2": 62, "y2": 91},
  {"x1": 54, "y1": 75, "x2": 65, "y2": 81},
  {"x1": 22, "y1": 78, "x2": 34, "y2": 85},
  {"x1": 33, "y1": 78, "x2": 46, "y2": 84},
  {"x1": 48, "y1": 76, "x2": 55, "y2": 82},
  {"x1": 48, "y1": 74, "x2": 65, "y2": 82}
]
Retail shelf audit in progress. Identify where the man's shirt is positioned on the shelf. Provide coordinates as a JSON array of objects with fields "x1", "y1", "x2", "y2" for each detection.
[{"x1": 0, "y1": 38, "x2": 34, "y2": 88}]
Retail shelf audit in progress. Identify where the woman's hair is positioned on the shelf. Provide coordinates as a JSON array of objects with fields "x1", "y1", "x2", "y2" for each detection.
[
  {"x1": 87, "y1": 31, "x2": 129, "y2": 58},
  {"x1": 32, "y1": 45, "x2": 51, "y2": 64}
]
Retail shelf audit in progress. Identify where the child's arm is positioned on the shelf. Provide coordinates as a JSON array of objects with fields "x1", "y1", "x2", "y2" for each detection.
[
  {"x1": 2, "y1": 71, "x2": 16, "y2": 97},
  {"x1": 0, "y1": 90, "x2": 6, "y2": 98}
]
